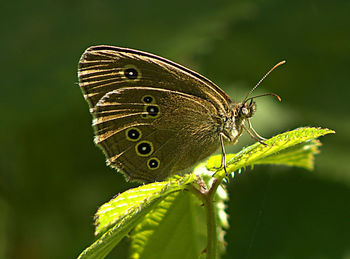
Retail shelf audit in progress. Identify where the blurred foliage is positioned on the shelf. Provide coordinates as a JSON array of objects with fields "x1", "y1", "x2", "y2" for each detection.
[{"x1": 1, "y1": 0, "x2": 349, "y2": 258}]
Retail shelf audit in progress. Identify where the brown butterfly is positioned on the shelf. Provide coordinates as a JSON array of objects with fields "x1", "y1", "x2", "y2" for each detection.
[{"x1": 78, "y1": 45, "x2": 283, "y2": 182}]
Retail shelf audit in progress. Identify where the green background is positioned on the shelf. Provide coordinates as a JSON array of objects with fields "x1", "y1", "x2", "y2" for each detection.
[{"x1": 1, "y1": 0, "x2": 349, "y2": 258}]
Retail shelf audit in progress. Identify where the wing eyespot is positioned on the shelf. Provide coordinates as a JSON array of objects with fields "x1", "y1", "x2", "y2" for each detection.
[
  {"x1": 122, "y1": 65, "x2": 141, "y2": 81},
  {"x1": 147, "y1": 157, "x2": 160, "y2": 170},
  {"x1": 125, "y1": 127, "x2": 142, "y2": 142},
  {"x1": 135, "y1": 141, "x2": 153, "y2": 157},
  {"x1": 142, "y1": 95, "x2": 155, "y2": 104}
]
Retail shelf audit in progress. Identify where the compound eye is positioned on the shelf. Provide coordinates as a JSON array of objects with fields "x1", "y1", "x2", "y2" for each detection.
[{"x1": 242, "y1": 107, "x2": 249, "y2": 116}]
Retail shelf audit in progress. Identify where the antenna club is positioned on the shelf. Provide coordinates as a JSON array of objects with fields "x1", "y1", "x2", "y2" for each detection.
[
  {"x1": 271, "y1": 60, "x2": 286, "y2": 71},
  {"x1": 279, "y1": 60, "x2": 286, "y2": 65}
]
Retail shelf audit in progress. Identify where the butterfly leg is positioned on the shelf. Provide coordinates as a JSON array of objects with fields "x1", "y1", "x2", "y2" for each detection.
[
  {"x1": 242, "y1": 123, "x2": 267, "y2": 146},
  {"x1": 247, "y1": 119, "x2": 267, "y2": 140},
  {"x1": 219, "y1": 133, "x2": 228, "y2": 178}
]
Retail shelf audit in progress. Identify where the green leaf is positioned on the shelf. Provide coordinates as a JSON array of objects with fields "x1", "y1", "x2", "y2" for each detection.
[
  {"x1": 78, "y1": 127, "x2": 334, "y2": 259},
  {"x1": 77, "y1": 174, "x2": 197, "y2": 259},
  {"x1": 207, "y1": 127, "x2": 335, "y2": 178},
  {"x1": 128, "y1": 164, "x2": 230, "y2": 259},
  {"x1": 130, "y1": 167, "x2": 228, "y2": 259},
  {"x1": 129, "y1": 191, "x2": 206, "y2": 259},
  {"x1": 253, "y1": 139, "x2": 321, "y2": 170}
]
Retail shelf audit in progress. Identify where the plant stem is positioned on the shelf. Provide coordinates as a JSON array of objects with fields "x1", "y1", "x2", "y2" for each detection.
[
  {"x1": 190, "y1": 176, "x2": 224, "y2": 259},
  {"x1": 205, "y1": 192, "x2": 217, "y2": 259},
  {"x1": 205, "y1": 177, "x2": 223, "y2": 259}
]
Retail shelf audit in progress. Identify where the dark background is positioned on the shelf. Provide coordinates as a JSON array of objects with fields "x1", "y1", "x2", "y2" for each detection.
[{"x1": 1, "y1": 0, "x2": 349, "y2": 258}]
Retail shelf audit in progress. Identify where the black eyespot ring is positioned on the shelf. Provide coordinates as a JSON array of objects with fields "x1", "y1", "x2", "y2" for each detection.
[
  {"x1": 142, "y1": 95, "x2": 154, "y2": 104},
  {"x1": 146, "y1": 105, "x2": 159, "y2": 117},
  {"x1": 124, "y1": 68, "x2": 138, "y2": 80},
  {"x1": 125, "y1": 127, "x2": 142, "y2": 142},
  {"x1": 135, "y1": 141, "x2": 153, "y2": 157},
  {"x1": 147, "y1": 157, "x2": 160, "y2": 170}
]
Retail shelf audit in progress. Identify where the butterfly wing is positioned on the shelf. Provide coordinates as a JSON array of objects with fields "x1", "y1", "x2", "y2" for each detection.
[
  {"x1": 92, "y1": 87, "x2": 220, "y2": 182},
  {"x1": 79, "y1": 46, "x2": 232, "y2": 111},
  {"x1": 78, "y1": 46, "x2": 231, "y2": 182}
]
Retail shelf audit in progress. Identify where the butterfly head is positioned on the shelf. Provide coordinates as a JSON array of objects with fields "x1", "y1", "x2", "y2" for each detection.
[
  {"x1": 221, "y1": 60, "x2": 286, "y2": 144},
  {"x1": 220, "y1": 100, "x2": 256, "y2": 143},
  {"x1": 222, "y1": 92, "x2": 280, "y2": 144},
  {"x1": 237, "y1": 99, "x2": 256, "y2": 120},
  {"x1": 225, "y1": 100, "x2": 256, "y2": 134}
]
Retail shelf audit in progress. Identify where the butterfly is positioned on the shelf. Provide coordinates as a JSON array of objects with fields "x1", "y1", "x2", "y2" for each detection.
[{"x1": 78, "y1": 45, "x2": 283, "y2": 182}]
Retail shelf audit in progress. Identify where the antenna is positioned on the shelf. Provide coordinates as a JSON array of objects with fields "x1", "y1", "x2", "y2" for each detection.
[
  {"x1": 244, "y1": 93, "x2": 282, "y2": 104},
  {"x1": 243, "y1": 60, "x2": 286, "y2": 103}
]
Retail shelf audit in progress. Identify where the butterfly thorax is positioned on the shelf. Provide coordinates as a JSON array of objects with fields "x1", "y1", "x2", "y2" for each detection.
[{"x1": 221, "y1": 101, "x2": 256, "y2": 143}]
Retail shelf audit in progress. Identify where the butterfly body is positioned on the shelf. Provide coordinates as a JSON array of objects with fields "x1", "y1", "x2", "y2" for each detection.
[{"x1": 78, "y1": 46, "x2": 256, "y2": 182}]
